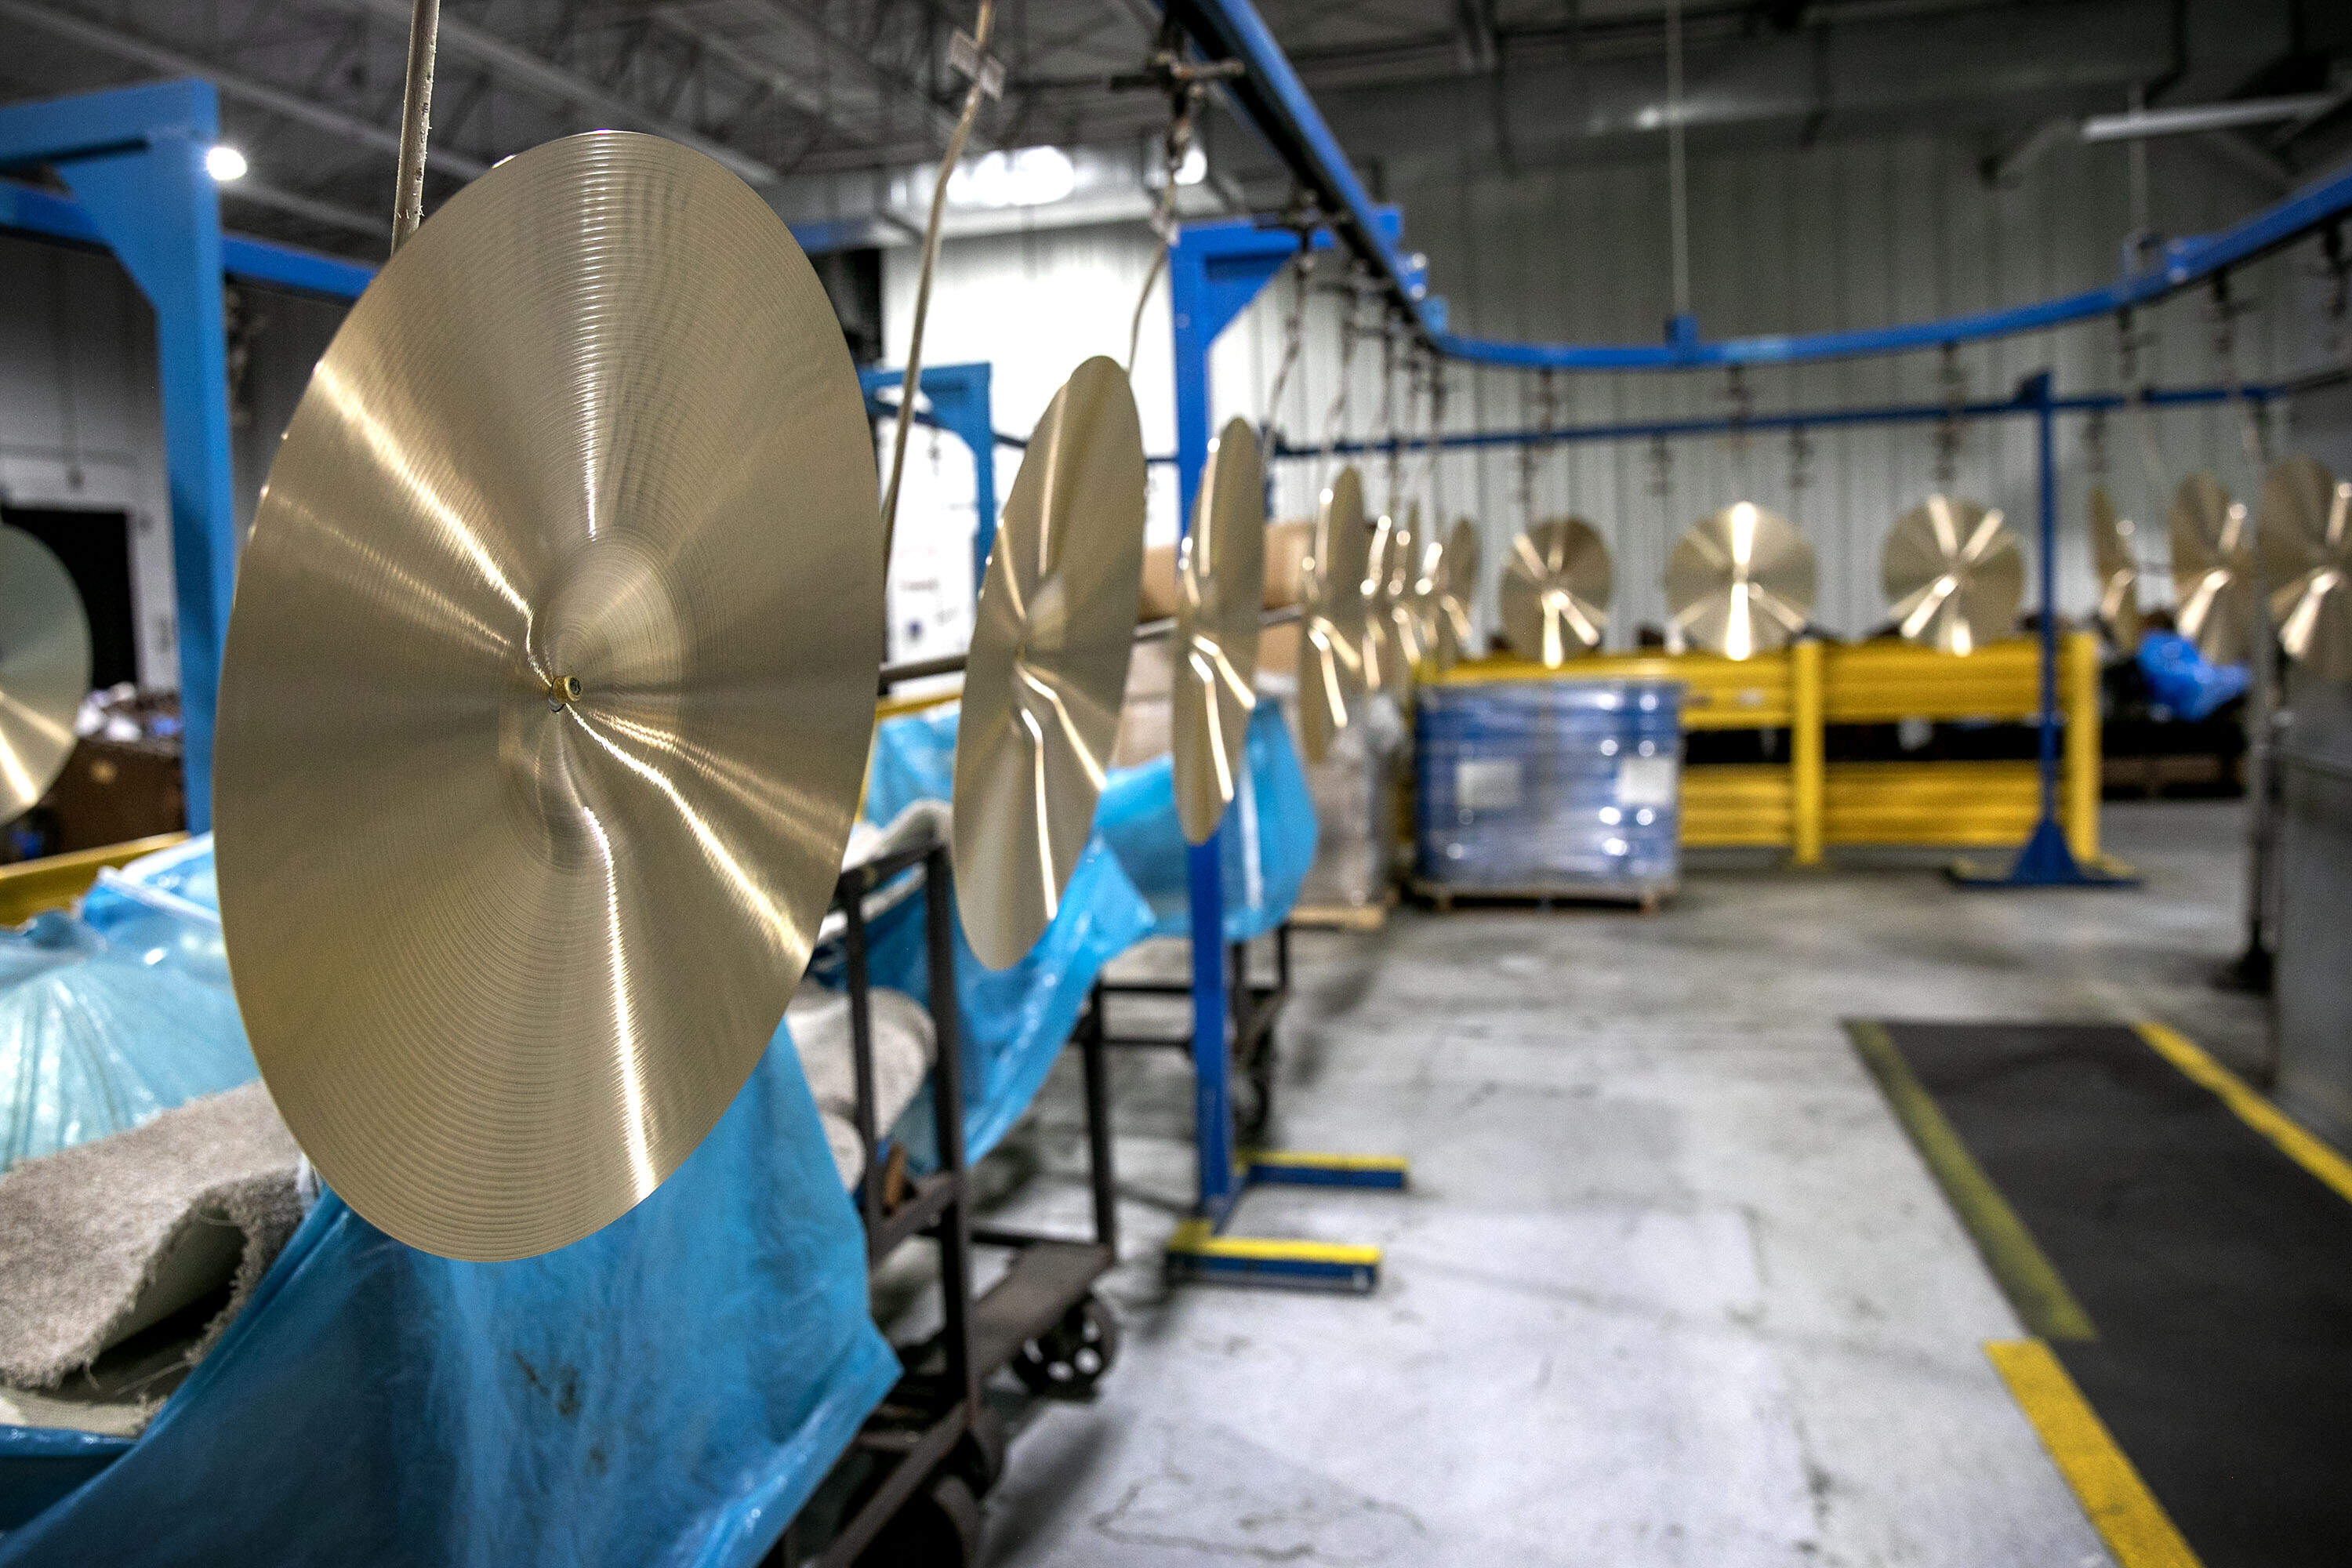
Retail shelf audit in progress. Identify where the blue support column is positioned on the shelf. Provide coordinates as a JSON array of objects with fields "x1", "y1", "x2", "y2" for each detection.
[
  {"x1": 0, "y1": 82, "x2": 239, "y2": 832},
  {"x1": 1166, "y1": 214, "x2": 1413, "y2": 1237},
  {"x1": 859, "y1": 361, "x2": 998, "y2": 591},
  {"x1": 1951, "y1": 372, "x2": 2134, "y2": 890}
]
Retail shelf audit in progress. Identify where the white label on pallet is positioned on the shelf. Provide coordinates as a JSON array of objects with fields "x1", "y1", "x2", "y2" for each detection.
[
  {"x1": 1455, "y1": 757, "x2": 1523, "y2": 811},
  {"x1": 1616, "y1": 756, "x2": 1679, "y2": 808}
]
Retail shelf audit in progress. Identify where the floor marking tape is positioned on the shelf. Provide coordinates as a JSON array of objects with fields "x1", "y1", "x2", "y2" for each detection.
[
  {"x1": 2135, "y1": 1022, "x2": 2352, "y2": 1207},
  {"x1": 1985, "y1": 1338, "x2": 2202, "y2": 1568},
  {"x1": 1845, "y1": 1020, "x2": 2096, "y2": 1341}
]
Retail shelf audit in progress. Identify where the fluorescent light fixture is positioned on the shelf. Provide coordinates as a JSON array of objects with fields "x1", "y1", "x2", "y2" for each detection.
[
  {"x1": 1176, "y1": 145, "x2": 1207, "y2": 186},
  {"x1": 948, "y1": 146, "x2": 1076, "y2": 209},
  {"x1": 205, "y1": 144, "x2": 247, "y2": 182}
]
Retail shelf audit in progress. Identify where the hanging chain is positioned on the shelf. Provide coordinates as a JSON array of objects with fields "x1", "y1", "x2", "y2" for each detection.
[
  {"x1": 1933, "y1": 343, "x2": 1965, "y2": 488},
  {"x1": 1425, "y1": 356, "x2": 1449, "y2": 525},
  {"x1": 1258, "y1": 234, "x2": 1314, "y2": 460},
  {"x1": 1318, "y1": 270, "x2": 1367, "y2": 476},
  {"x1": 2324, "y1": 223, "x2": 2351, "y2": 367},
  {"x1": 2209, "y1": 273, "x2": 2270, "y2": 475},
  {"x1": 1377, "y1": 325, "x2": 1404, "y2": 509},
  {"x1": 1519, "y1": 369, "x2": 1557, "y2": 527},
  {"x1": 1116, "y1": 25, "x2": 1244, "y2": 372},
  {"x1": 1787, "y1": 423, "x2": 1813, "y2": 517},
  {"x1": 2117, "y1": 308, "x2": 2169, "y2": 499},
  {"x1": 1723, "y1": 365, "x2": 1753, "y2": 493}
]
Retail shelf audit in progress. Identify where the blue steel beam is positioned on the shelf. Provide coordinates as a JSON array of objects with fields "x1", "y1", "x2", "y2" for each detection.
[
  {"x1": 1160, "y1": 0, "x2": 2352, "y2": 372},
  {"x1": 0, "y1": 82, "x2": 241, "y2": 831}
]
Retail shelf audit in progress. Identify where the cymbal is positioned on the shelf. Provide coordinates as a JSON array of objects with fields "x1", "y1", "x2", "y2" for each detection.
[
  {"x1": 1666, "y1": 503, "x2": 1815, "y2": 660},
  {"x1": 0, "y1": 527, "x2": 89, "y2": 823},
  {"x1": 2261, "y1": 455, "x2": 2352, "y2": 682},
  {"x1": 212, "y1": 133, "x2": 887, "y2": 1261},
  {"x1": 2169, "y1": 472, "x2": 2253, "y2": 665},
  {"x1": 2089, "y1": 485, "x2": 2143, "y2": 647},
  {"x1": 1429, "y1": 517, "x2": 1480, "y2": 672},
  {"x1": 1364, "y1": 505, "x2": 1425, "y2": 693},
  {"x1": 954, "y1": 356, "x2": 1146, "y2": 967},
  {"x1": 1882, "y1": 493, "x2": 2024, "y2": 656},
  {"x1": 1300, "y1": 466, "x2": 1370, "y2": 763},
  {"x1": 1501, "y1": 517, "x2": 1612, "y2": 665},
  {"x1": 1173, "y1": 417, "x2": 1265, "y2": 844}
]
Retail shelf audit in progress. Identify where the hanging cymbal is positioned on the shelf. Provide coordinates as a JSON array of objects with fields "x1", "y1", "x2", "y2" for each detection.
[
  {"x1": 0, "y1": 527, "x2": 90, "y2": 823},
  {"x1": 2261, "y1": 455, "x2": 2352, "y2": 682},
  {"x1": 212, "y1": 134, "x2": 887, "y2": 1261},
  {"x1": 1173, "y1": 417, "x2": 1265, "y2": 845},
  {"x1": 1299, "y1": 466, "x2": 1370, "y2": 763},
  {"x1": 1882, "y1": 493, "x2": 2024, "y2": 656},
  {"x1": 2169, "y1": 472, "x2": 2254, "y2": 665},
  {"x1": 2089, "y1": 485, "x2": 2143, "y2": 647},
  {"x1": 1666, "y1": 502, "x2": 1815, "y2": 660},
  {"x1": 1362, "y1": 511, "x2": 1408, "y2": 695},
  {"x1": 954, "y1": 356, "x2": 1146, "y2": 968},
  {"x1": 1429, "y1": 517, "x2": 1480, "y2": 672},
  {"x1": 1501, "y1": 516, "x2": 1612, "y2": 666}
]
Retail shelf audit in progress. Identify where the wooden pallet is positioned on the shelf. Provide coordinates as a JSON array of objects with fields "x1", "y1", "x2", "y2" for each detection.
[
  {"x1": 1410, "y1": 879, "x2": 1669, "y2": 916},
  {"x1": 1289, "y1": 893, "x2": 1395, "y2": 931}
]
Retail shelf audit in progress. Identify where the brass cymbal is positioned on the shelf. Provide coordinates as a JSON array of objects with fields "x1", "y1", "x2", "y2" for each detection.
[
  {"x1": 1882, "y1": 493, "x2": 2024, "y2": 656},
  {"x1": 2261, "y1": 455, "x2": 2352, "y2": 682},
  {"x1": 1501, "y1": 516, "x2": 1612, "y2": 666},
  {"x1": 2169, "y1": 472, "x2": 2253, "y2": 665},
  {"x1": 954, "y1": 356, "x2": 1146, "y2": 967},
  {"x1": 1666, "y1": 503, "x2": 1815, "y2": 660},
  {"x1": 1363, "y1": 505, "x2": 1422, "y2": 694},
  {"x1": 1429, "y1": 517, "x2": 1480, "y2": 672},
  {"x1": 0, "y1": 527, "x2": 89, "y2": 823},
  {"x1": 2089, "y1": 485, "x2": 2143, "y2": 647},
  {"x1": 1300, "y1": 466, "x2": 1370, "y2": 763},
  {"x1": 1173, "y1": 417, "x2": 1265, "y2": 844},
  {"x1": 212, "y1": 133, "x2": 886, "y2": 1261}
]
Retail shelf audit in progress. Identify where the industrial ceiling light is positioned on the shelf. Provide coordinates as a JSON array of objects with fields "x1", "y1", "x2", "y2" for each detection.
[
  {"x1": 948, "y1": 145, "x2": 1076, "y2": 209},
  {"x1": 205, "y1": 144, "x2": 248, "y2": 182}
]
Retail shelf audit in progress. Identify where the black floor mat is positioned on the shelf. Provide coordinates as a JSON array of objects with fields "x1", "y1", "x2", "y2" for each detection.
[{"x1": 1860, "y1": 1020, "x2": 2352, "y2": 1568}]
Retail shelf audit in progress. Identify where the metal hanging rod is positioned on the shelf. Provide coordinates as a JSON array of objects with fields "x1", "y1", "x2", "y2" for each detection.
[{"x1": 878, "y1": 604, "x2": 1301, "y2": 691}]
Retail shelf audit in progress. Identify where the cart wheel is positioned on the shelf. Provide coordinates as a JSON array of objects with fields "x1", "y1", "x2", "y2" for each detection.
[
  {"x1": 948, "y1": 1403, "x2": 1008, "y2": 1495},
  {"x1": 1010, "y1": 1294, "x2": 1120, "y2": 1399},
  {"x1": 853, "y1": 1472, "x2": 982, "y2": 1567}
]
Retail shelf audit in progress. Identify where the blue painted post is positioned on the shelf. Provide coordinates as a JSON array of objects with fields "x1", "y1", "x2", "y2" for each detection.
[
  {"x1": 0, "y1": 82, "x2": 240, "y2": 833},
  {"x1": 858, "y1": 361, "x2": 998, "y2": 599},
  {"x1": 1169, "y1": 234, "x2": 1236, "y2": 1214}
]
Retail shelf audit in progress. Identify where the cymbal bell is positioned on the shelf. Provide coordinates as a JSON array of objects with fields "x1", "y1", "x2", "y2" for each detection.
[
  {"x1": 1882, "y1": 493, "x2": 2024, "y2": 656},
  {"x1": 1173, "y1": 417, "x2": 1265, "y2": 844},
  {"x1": 1300, "y1": 466, "x2": 1370, "y2": 763},
  {"x1": 1501, "y1": 517, "x2": 1611, "y2": 665},
  {"x1": 2089, "y1": 485, "x2": 2143, "y2": 647},
  {"x1": 1429, "y1": 517, "x2": 1479, "y2": 672},
  {"x1": 953, "y1": 356, "x2": 1146, "y2": 967},
  {"x1": 2261, "y1": 455, "x2": 2352, "y2": 682},
  {"x1": 1666, "y1": 503, "x2": 1815, "y2": 660},
  {"x1": 2169, "y1": 472, "x2": 2253, "y2": 666},
  {"x1": 212, "y1": 133, "x2": 887, "y2": 1261},
  {"x1": 0, "y1": 527, "x2": 89, "y2": 824}
]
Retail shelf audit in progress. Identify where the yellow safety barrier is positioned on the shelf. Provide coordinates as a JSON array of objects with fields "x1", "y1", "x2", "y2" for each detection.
[
  {"x1": 0, "y1": 833, "x2": 191, "y2": 927},
  {"x1": 1440, "y1": 633, "x2": 2104, "y2": 862}
]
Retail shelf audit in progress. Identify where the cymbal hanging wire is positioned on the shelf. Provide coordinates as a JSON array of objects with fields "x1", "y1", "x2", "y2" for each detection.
[
  {"x1": 879, "y1": 0, "x2": 998, "y2": 565},
  {"x1": 391, "y1": 0, "x2": 440, "y2": 252}
]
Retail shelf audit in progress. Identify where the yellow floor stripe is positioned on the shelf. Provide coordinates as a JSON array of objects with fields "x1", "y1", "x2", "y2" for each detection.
[
  {"x1": 1166, "y1": 1218, "x2": 1381, "y2": 1266},
  {"x1": 1986, "y1": 1338, "x2": 2201, "y2": 1568},
  {"x1": 1242, "y1": 1150, "x2": 1411, "y2": 1173},
  {"x1": 2135, "y1": 1022, "x2": 2352, "y2": 1207},
  {"x1": 1845, "y1": 1021, "x2": 2096, "y2": 1341}
]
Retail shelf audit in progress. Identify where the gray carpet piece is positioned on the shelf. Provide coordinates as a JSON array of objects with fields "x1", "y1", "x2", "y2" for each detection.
[{"x1": 0, "y1": 1080, "x2": 303, "y2": 1392}]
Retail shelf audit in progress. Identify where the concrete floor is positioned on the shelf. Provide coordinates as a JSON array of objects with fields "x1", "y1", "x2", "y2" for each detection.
[{"x1": 962, "y1": 800, "x2": 2267, "y2": 1566}]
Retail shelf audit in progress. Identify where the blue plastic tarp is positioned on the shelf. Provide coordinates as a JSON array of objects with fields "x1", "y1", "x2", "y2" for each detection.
[
  {"x1": 0, "y1": 840, "x2": 900, "y2": 1567},
  {"x1": 848, "y1": 701, "x2": 1316, "y2": 1168},
  {"x1": 1094, "y1": 702, "x2": 1319, "y2": 944},
  {"x1": 853, "y1": 709, "x2": 1156, "y2": 1167},
  {"x1": 2136, "y1": 629, "x2": 2249, "y2": 722},
  {"x1": 1, "y1": 839, "x2": 252, "y2": 1174}
]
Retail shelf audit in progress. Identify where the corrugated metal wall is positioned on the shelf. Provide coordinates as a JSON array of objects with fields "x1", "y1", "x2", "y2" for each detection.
[{"x1": 891, "y1": 129, "x2": 2345, "y2": 647}]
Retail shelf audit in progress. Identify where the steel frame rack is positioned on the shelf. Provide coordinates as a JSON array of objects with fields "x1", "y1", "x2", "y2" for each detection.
[{"x1": 782, "y1": 826, "x2": 1120, "y2": 1566}]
